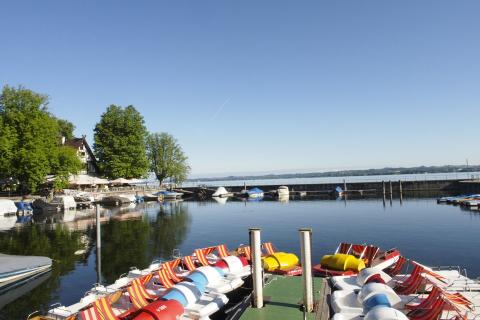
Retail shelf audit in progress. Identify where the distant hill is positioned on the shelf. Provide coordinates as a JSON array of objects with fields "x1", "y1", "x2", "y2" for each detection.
[{"x1": 189, "y1": 165, "x2": 480, "y2": 182}]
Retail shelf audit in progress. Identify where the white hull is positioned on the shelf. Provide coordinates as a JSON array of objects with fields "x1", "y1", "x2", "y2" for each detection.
[{"x1": 0, "y1": 264, "x2": 52, "y2": 289}]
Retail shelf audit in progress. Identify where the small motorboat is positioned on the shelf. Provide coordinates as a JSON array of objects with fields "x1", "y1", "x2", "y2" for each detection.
[
  {"x1": 142, "y1": 194, "x2": 159, "y2": 202},
  {"x1": 246, "y1": 187, "x2": 264, "y2": 199},
  {"x1": 32, "y1": 196, "x2": 76, "y2": 212},
  {"x1": 0, "y1": 254, "x2": 52, "y2": 289},
  {"x1": 212, "y1": 187, "x2": 233, "y2": 198},
  {"x1": 276, "y1": 186, "x2": 290, "y2": 197},
  {"x1": 96, "y1": 195, "x2": 132, "y2": 206},
  {"x1": 155, "y1": 190, "x2": 184, "y2": 199},
  {"x1": 0, "y1": 199, "x2": 18, "y2": 216}
]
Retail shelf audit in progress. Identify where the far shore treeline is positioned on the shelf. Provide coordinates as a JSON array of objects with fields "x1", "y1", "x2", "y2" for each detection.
[{"x1": 0, "y1": 85, "x2": 190, "y2": 194}]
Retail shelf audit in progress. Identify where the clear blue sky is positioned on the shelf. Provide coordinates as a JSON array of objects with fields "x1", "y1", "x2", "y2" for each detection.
[{"x1": 1, "y1": 1, "x2": 479, "y2": 177}]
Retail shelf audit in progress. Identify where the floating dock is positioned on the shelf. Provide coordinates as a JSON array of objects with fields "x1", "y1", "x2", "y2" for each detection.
[{"x1": 240, "y1": 275, "x2": 330, "y2": 320}]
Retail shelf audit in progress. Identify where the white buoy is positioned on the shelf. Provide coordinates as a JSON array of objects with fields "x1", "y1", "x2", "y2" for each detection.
[
  {"x1": 300, "y1": 228, "x2": 314, "y2": 313},
  {"x1": 250, "y1": 228, "x2": 263, "y2": 308}
]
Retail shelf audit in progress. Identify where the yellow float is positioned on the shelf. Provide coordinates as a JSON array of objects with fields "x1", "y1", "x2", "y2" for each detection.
[
  {"x1": 319, "y1": 253, "x2": 365, "y2": 272},
  {"x1": 262, "y1": 252, "x2": 299, "y2": 272}
]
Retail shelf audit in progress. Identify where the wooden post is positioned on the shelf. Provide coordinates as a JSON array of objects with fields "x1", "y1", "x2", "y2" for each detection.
[
  {"x1": 399, "y1": 180, "x2": 403, "y2": 204},
  {"x1": 343, "y1": 179, "x2": 347, "y2": 193},
  {"x1": 389, "y1": 180, "x2": 393, "y2": 196},
  {"x1": 382, "y1": 181, "x2": 386, "y2": 197}
]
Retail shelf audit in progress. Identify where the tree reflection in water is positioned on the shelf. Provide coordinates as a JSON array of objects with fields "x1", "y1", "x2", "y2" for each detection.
[
  {"x1": 98, "y1": 201, "x2": 191, "y2": 284},
  {"x1": 0, "y1": 201, "x2": 191, "y2": 319},
  {"x1": 0, "y1": 224, "x2": 84, "y2": 319}
]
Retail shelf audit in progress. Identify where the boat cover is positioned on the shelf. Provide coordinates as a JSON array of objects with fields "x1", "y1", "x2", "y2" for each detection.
[
  {"x1": 263, "y1": 252, "x2": 299, "y2": 272},
  {"x1": 212, "y1": 187, "x2": 229, "y2": 197},
  {"x1": 247, "y1": 187, "x2": 263, "y2": 194},
  {"x1": 0, "y1": 254, "x2": 52, "y2": 277},
  {"x1": 320, "y1": 254, "x2": 365, "y2": 272}
]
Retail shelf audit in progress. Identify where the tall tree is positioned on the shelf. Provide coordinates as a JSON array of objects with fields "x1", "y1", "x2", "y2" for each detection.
[
  {"x1": 51, "y1": 146, "x2": 83, "y2": 190},
  {"x1": 0, "y1": 85, "x2": 82, "y2": 193},
  {"x1": 93, "y1": 105, "x2": 148, "y2": 179},
  {"x1": 146, "y1": 132, "x2": 190, "y2": 185},
  {"x1": 56, "y1": 118, "x2": 75, "y2": 140}
]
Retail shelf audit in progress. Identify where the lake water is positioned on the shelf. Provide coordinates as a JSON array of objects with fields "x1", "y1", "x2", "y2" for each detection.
[{"x1": 1, "y1": 196, "x2": 479, "y2": 319}]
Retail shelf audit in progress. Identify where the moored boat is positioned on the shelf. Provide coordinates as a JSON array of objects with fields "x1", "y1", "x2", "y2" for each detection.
[
  {"x1": 246, "y1": 187, "x2": 264, "y2": 199},
  {"x1": 212, "y1": 187, "x2": 233, "y2": 198},
  {"x1": 0, "y1": 199, "x2": 18, "y2": 216},
  {"x1": 32, "y1": 195, "x2": 76, "y2": 212},
  {"x1": 0, "y1": 254, "x2": 52, "y2": 289}
]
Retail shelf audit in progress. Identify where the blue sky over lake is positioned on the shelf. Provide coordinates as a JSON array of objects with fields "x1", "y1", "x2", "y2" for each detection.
[{"x1": 1, "y1": 1, "x2": 479, "y2": 176}]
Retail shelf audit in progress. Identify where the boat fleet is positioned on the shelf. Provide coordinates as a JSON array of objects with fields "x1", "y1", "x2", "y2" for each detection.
[
  {"x1": 23, "y1": 240, "x2": 480, "y2": 319},
  {"x1": 31, "y1": 242, "x2": 298, "y2": 320},
  {"x1": 326, "y1": 242, "x2": 480, "y2": 320},
  {"x1": 437, "y1": 194, "x2": 480, "y2": 208}
]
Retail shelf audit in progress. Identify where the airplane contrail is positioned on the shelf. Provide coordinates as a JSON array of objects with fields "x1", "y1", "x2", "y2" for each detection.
[{"x1": 210, "y1": 97, "x2": 231, "y2": 121}]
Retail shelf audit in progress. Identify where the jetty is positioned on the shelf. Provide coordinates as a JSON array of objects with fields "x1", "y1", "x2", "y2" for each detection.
[{"x1": 183, "y1": 178, "x2": 480, "y2": 199}]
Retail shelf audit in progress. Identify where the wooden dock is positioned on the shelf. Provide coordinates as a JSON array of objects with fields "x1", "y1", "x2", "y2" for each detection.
[{"x1": 239, "y1": 275, "x2": 329, "y2": 320}]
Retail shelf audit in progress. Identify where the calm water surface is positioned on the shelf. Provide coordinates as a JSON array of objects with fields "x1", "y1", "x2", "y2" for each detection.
[{"x1": 0, "y1": 197, "x2": 479, "y2": 319}]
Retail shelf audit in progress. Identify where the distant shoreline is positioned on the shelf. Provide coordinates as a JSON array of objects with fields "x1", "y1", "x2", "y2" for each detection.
[{"x1": 189, "y1": 165, "x2": 480, "y2": 182}]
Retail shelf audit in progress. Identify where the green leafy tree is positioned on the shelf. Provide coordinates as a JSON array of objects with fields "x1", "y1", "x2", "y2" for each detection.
[
  {"x1": 57, "y1": 118, "x2": 75, "y2": 140},
  {"x1": 0, "y1": 117, "x2": 16, "y2": 179},
  {"x1": 52, "y1": 146, "x2": 83, "y2": 190},
  {"x1": 0, "y1": 85, "x2": 82, "y2": 193},
  {"x1": 146, "y1": 132, "x2": 190, "y2": 185},
  {"x1": 93, "y1": 105, "x2": 149, "y2": 179}
]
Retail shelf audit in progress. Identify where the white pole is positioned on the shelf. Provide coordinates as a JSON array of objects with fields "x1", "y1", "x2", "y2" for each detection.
[
  {"x1": 96, "y1": 204, "x2": 102, "y2": 284},
  {"x1": 300, "y1": 228, "x2": 314, "y2": 313},
  {"x1": 250, "y1": 228, "x2": 263, "y2": 308}
]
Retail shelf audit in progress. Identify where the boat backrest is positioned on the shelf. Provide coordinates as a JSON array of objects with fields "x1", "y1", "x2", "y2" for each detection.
[
  {"x1": 395, "y1": 264, "x2": 424, "y2": 295},
  {"x1": 351, "y1": 244, "x2": 367, "y2": 258},
  {"x1": 183, "y1": 256, "x2": 197, "y2": 271},
  {"x1": 386, "y1": 256, "x2": 407, "y2": 276},
  {"x1": 78, "y1": 307, "x2": 101, "y2": 320},
  {"x1": 162, "y1": 262, "x2": 182, "y2": 283},
  {"x1": 127, "y1": 281, "x2": 149, "y2": 309},
  {"x1": 262, "y1": 242, "x2": 276, "y2": 256},
  {"x1": 408, "y1": 295, "x2": 446, "y2": 320},
  {"x1": 335, "y1": 242, "x2": 352, "y2": 254},
  {"x1": 217, "y1": 244, "x2": 229, "y2": 258},
  {"x1": 363, "y1": 246, "x2": 379, "y2": 267},
  {"x1": 93, "y1": 297, "x2": 118, "y2": 320},
  {"x1": 157, "y1": 268, "x2": 175, "y2": 289},
  {"x1": 194, "y1": 248, "x2": 211, "y2": 267},
  {"x1": 239, "y1": 246, "x2": 251, "y2": 260}
]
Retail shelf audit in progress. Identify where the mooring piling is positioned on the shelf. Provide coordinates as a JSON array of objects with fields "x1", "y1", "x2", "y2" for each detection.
[
  {"x1": 250, "y1": 228, "x2": 263, "y2": 308},
  {"x1": 96, "y1": 204, "x2": 102, "y2": 284},
  {"x1": 299, "y1": 228, "x2": 314, "y2": 313}
]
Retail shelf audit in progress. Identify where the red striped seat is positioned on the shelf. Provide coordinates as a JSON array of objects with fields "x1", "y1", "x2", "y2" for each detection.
[
  {"x1": 363, "y1": 245, "x2": 379, "y2": 267},
  {"x1": 335, "y1": 242, "x2": 352, "y2": 254},
  {"x1": 93, "y1": 297, "x2": 120, "y2": 320},
  {"x1": 239, "y1": 246, "x2": 251, "y2": 260},
  {"x1": 162, "y1": 262, "x2": 183, "y2": 283},
  {"x1": 79, "y1": 307, "x2": 101, "y2": 320},
  {"x1": 386, "y1": 256, "x2": 407, "y2": 276},
  {"x1": 262, "y1": 242, "x2": 276, "y2": 256},
  {"x1": 183, "y1": 255, "x2": 197, "y2": 271},
  {"x1": 406, "y1": 286, "x2": 442, "y2": 310},
  {"x1": 195, "y1": 248, "x2": 212, "y2": 266},
  {"x1": 351, "y1": 244, "x2": 367, "y2": 258},
  {"x1": 217, "y1": 244, "x2": 229, "y2": 258},
  {"x1": 407, "y1": 295, "x2": 446, "y2": 320},
  {"x1": 157, "y1": 268, "x2": 175, "y2": 289},
  {"x1": 395, "y1": 264, "x2": 424, "y2": 295}
]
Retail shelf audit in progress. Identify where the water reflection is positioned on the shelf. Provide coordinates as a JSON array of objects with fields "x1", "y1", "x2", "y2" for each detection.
[{"x1": 0, "y1": 225, "x2": 84, "y2": 319}]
